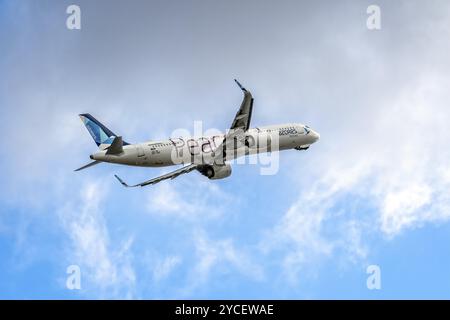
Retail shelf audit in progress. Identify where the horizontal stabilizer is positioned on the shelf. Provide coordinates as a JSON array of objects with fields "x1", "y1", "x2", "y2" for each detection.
[{"x1": 74, "y1": 160, "x2": 101, "y2": 172}]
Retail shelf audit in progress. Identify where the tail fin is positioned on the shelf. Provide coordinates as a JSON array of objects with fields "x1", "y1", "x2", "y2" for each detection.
[{"x1": 79, "y1": 114, "x2": 128, "y2": 148}]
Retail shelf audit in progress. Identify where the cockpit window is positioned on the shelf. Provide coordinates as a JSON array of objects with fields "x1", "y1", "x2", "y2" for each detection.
[{"x1": 304, "y1": 125, "x2": 311, "y2": 135}]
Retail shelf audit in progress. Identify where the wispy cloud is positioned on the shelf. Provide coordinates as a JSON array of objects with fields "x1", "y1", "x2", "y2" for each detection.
[
  {"x1": 152, "y1": 255, "x2": 182, "y2": 282},
  {"x1": 146, "y1": 178, "x2": 232, "y2": 220},
  {"x1": 264, "y1": 71, "x2": 450, "y2": 284},
  {"x1": 2, "y1": 0, "x2": 450, "y2": 299},
  {"x1": 180, "y1": 229, "x2": 264, "y2": 296},
  {"x1": 58, "y1": 180, "x2": 136, "y2": 298}
]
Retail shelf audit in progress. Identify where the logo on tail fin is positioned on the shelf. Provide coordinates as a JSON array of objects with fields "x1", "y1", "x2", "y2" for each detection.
[{"x1": 79, "y1": 114, "x2": 128, "y2": 147}]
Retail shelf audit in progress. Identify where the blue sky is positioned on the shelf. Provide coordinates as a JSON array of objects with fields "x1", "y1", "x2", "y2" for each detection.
[{"x1": 1, "y1": 0, "x2": 450, "y2": 299}]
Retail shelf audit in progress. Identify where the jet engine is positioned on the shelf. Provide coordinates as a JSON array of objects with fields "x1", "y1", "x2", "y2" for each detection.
[{"x1": 197, "y1": 164, "x2": 232, "y2": 180}]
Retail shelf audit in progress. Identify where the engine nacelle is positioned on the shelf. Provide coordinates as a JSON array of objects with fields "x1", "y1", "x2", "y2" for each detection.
[{"x1": 197, "y1": 164, "x2": 232, "y2": 180}]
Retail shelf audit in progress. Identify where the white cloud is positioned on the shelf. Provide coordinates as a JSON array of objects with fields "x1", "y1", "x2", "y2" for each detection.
[
  {"x1": 265, "y1": 69, "x2": 450, "y2": 283},
  {"x1": 381, "y1": 184, "x2": 432, "y2": 235},
  {"x1": 2, "y1": 0, "x2": 450, "y2": 298},
  {"x1": 181, "y1": 230, "x2": 264, "y2": 295},
  {"x1": 262, "y1": 185, "x2": 368, "y2": 284},
  {"x1": 153, "y1": 255, "x2": 182, "y2": 282},
  {"x1": 146, "y1": 178, "x2": 232, "y2": 220},
  {"x1": 369, "y1": 74, "x2": 450, "y2": 236},
  {"x1": 58, "y1": 180, "x2": 136, "y2": 298},
  {"x1": 148, "y1": 183, "x2": 195, "y2": 214}
]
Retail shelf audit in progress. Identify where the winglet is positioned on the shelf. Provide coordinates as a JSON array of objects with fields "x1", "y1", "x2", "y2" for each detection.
[
  {"x1": 234, "y1": 79, "x2": 247, "y2": 92},
  {"x1": 114, "y1": 174, "x2": 131, "y2": 187}
]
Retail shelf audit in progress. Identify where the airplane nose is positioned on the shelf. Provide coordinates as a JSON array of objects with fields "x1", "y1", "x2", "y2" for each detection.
[{"x1": 312, "y1": 130, "x2": 320, "y2": 142}]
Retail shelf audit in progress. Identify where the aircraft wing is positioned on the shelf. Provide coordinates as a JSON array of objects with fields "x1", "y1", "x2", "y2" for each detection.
[
  {"x1": 114, "y1": 163, "x2": 198, "y2": 187},
  {"x1": 213, "y1": 80, "x2": 253, "y2": 163},
  {"x1": 230, "y1": 79, "x2": 254, "y2": 132}
]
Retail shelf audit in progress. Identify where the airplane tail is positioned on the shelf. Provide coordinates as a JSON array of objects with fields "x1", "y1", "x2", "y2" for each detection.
[{"x1": 79, "y1": 113, "x2": 129, "y2": 149}]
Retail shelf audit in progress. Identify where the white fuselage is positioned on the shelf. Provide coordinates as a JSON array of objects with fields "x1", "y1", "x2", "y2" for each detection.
[{"x1": 91, "y1": 123, "x2": 320, "y2": 167}]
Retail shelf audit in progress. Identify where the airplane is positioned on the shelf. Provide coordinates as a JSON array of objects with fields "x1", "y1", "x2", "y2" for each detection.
[{"x1": 75, "y1": 80, "x2": 320, "y2": 187}]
